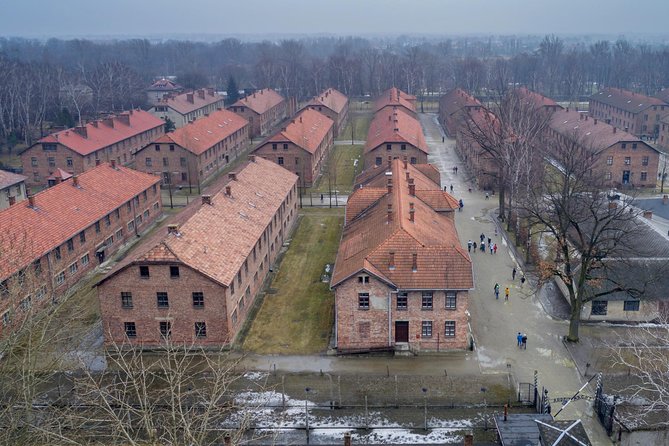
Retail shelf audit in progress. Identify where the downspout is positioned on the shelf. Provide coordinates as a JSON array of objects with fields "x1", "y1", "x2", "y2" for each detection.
[{"x1": 388, "y1": 290, "x2": 392, "y2": 348}]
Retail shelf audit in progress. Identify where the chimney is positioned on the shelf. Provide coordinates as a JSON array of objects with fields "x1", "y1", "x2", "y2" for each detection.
[
  {"x1": 74, "y1": 126, "x2": 88, "y2": 138},
  {"x1": 412, "y1": 253, "x2": 418, "y2": 272},
  {"x1": 387, "y1": 203, "x2": 393, "y2": 223},
  {"x1": 406, "y1": 171, "x2": 410, "y2": 181},
  {"x1": 198, "y1": 89, "x2": 205, "y2": 99},
  {"x1": 225, "y1": 186, "x2": 232, "y2": 197},
  {"x1": 344, "y1": 433, "x2": 351, "y2": 446},
  {"x1": 299, "y1": 116, "x2": 302, "y2": 123},
  {"x1": 248, "y1": 155, "x2": 256, "y2": 162},
  {"x1": 91, "y1": 121, "x2": 99, "y2": 128},
  {"x1": 54, "y1": 177, "x2": 61, "y2": 185},
  {"x1": 207, "y1": 88, "x2": 214, "y2": 96},
  {"x1": 388, "y1": 251, "x2": 395, "y2": 270},
  {"x1": 27, "y1": 195, "x2": 35, "y2": 208},
  {"x1": 387, "y1": 156, "x2": 392, "y2": 168},
  {"x1": 464, "y1": 434, "x2": 474, "y2": 446},
  {"x1": 110, "y1": 159, "x2": 117, "y2": 169},
  {"x1": 403, "y1": 157, "x2": 408, "y2": 169},
  {"x1": 409, "y1": 203, "x2": 415, "y2": 222},
  {"x1": 613, "y1": 127, "x2": 617, "y2": 134},
  {"x1": 409, "y1": 179, "x2": 416, "y2": 196},
  {"x1": 186, "y1": 93, "x2": 194, "y2": 103},
  {"x1": 201, "y1": 195, "x2": 212, "y2": 205},
  {"x1": 228, "y1": 172, "x2": 237, "y2": 181},
  {"x1": 72, "y1": 175, "x2": 79, "y2": 187},
  {"x1": 117, "y1": 114, "x2": 130, "y2": 126},
  {"x1": 387, "y1": 178, "x2": 393, "y2": 194},
  {"x1": 95, "y1": 159, "x2": 101, "y2": 166},
  {"x1": 167, "y1": 224, "x2": 179, "y2": 234},
  {"x1": 103, "y1": 118, "x2": 114, "y2": 128}
]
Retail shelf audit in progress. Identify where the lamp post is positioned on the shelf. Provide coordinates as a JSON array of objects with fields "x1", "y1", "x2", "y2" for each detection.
[
  {"x1": 304, "y1": 387, "x2": 311, "y2": 444},
  {"x1": 422, "y1": 387, "x2": 428, "y2": 431}
]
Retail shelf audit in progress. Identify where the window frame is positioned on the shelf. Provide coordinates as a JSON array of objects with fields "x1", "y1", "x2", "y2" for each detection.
[
  {"x1": 358, "y1": 292, "x2": 370, "y2": 310},
  {"x1": 421, "y1": 292, "x2": 433, "y2": 310},
  {"x1": 421, "y1": 320, "x2": 433, "y2": 338}
]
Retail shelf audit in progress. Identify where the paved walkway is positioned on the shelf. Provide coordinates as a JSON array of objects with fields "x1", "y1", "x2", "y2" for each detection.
[{"x1": 419, "y1": 113, "x2": 611, "y2": 445}]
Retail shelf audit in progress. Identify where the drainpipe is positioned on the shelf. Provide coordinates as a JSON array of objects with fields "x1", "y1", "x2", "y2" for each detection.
[
  {"x1": 388, "y1": 291, "x2": 392, "y2": 348},
  {"x1": 333, "y1": 289, "x2": 338, "y2": 349}
]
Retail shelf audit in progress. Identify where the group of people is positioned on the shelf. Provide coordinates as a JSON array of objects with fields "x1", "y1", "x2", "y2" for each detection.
[
  {"x1": 467, "y1": 233, "x2": 498, "y2": 255},
  {"x1": 516, "y1": 332, "x2": 528, "y2": 349},
  {"x1": 493, "y1": 283, "x2": 510, "y2": 301}
]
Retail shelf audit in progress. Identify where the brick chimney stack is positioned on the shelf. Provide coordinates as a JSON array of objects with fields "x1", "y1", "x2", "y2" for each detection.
[
  {"x1": 28, "y1": 195, "x2": 35, "y2": 208},
  {"x1": 72, "y1": 175, "x2": 79, "y2": 187},
  {"x1": 388, "y1": 251, "x2": 395, "y2": 270},
  {"x1": 248, "y1": 155, "x2": 256, "y2": 162},
  {"x1": 412, "y1": 253, "x2": 418, "y2": 272},
  {"x1": 228, "y1": 172, "x2": 237, "y2": 181},
  {"x1": 408, "y1": 179, "x2": 416, "y2": 196},
  {"x1": 387, "y1": 178, "x2": 393, "y2": 194},
  {"x1": 74, "y1": 126, "x2": 88, "y2": 138},
  {"x1": 409, "y1": 203, "x2": 415, "y2": 222},
  {"x1": 387, "y1": 203, "x2": 393, "y2": 223},
  {"x1": 167, "y1": 224, "x2": 179, "y2": 234},
  {"x1": 110, "y1": 159, "x2": 117, "y2": 169},
  {"x1": 186, "y1": 93, "x2": 194, "y2": 104},
  {"x1": 198, "y1": 89, "x2": 205, "y2": 99},
  {"x1": 201, "y1": 195, "x2": 212, "y2": 205},
  {"x1": 225, "y1": 186, "x2": 232, "y2": 197},
  {"x1": 613, "y1": 127, "x2": 617, "y2": 133}
]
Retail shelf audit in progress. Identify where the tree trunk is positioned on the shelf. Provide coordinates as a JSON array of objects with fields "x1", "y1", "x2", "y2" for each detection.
[
  {"x1": 567, "y1": 301, "x2": 581, "y2": 342},
  {"x1": 498, "y1": 166, "x2": 505, "y2": 221}
]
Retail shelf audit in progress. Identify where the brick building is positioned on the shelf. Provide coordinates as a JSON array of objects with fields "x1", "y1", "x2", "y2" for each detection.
[
  {"x1": 589, "y1": 87, "x2": 668, "y2": 140},
  {"x1": 659, "y1": 116, "x2": 669, "y2": 150},
  {"x1": 374, "y1": 87, "x2": 417, "y2": 116},
  {"x1": 304, "y1": 88, "x2": 349, "y2": 136},
  {"x1": 229, "y1": 89, "x2": 291, "y2": 139},
  {"x1": 146, "y1": 78, "x2": 183, "y2": 105},
  {"x1": 0, "y1": 170, "x2": 27, "y2": 210},
  {"x1": 364, "y1": 106, "x2": 428, "y2": 169},
  {"x1": 97, "y1": 157, "x2": 298, "y2": 348},
  {"x1": 253, "y1": 108, "x2": 334, "y2": 186},
  {"x1": 0, "y1": 162, "x2": 161, "y2": 334},
  {"x1": 438, "y1": 88, "x2": 484, "y2": 138},
  {"x1": 512, "y1": 87, "x2": 563, "y2": 113},
  {"x1": 148, "y1": 88, "x2": 225, "y2": 129},
  {"x1": 20, "y1": 110, "x2": 164, "y2": 188},
  {"x1": 135, "y1": 109, "x2": 249, "y2": 187},
  {"x1": 331, "y1": 159, "x2": 472, "y2": 353},
  {"x1": 548, "y1": 109, "x2": 660, "y2": 188},
  {"x1": 455, "y1": 107, "x2": 500, "y2": 190}
]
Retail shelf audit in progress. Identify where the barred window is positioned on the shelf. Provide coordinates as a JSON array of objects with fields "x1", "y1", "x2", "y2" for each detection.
[
  {"x1": 421, "y1": 321, "x2": 433, "y2": 337},
  {"x1": 444, "y1": 321, "x2": 456, "y2": 337}
]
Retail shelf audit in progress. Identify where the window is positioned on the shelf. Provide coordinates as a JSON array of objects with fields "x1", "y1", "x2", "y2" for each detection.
[
  {"x1": 358, "y1": 321, "x2": 371, "y2": 338},
  {"x1": 81, "y1": 253, "x2": 89, "y2": 266},
  {"x1": 1, "y1": 310, "x2": 10, "y2": 326},
  {"x1": 121, "y1": 292, "x2": 133, "y2": 308},
  {"x1": 124, "y1": 322, "x2": 137, "y2": 337},
  {"x1": 33, "y1": 259, "x2": 42, "y2": 275},
  {"x1": 397, "y1": 292, "x2": 408, "y2": 310},
  {"x1": 128, "y1": 220, "x2": 135, "y2": 232},
  {"x1": 67, "y1": 238, "x2": 74, "y2": 252},
  {"x1": 31, "y1": 157, "x2": 38, "y2": 167},
  {"x1": 79, "y1": 230, "x2": 86, "y2": 243},
  {"x1": 632, "y1": 143, "x2": 638, "y2": 149},
  {"x1": 605, "y1": 172, "x2": 612, "y2": 180},
  {"x1": 169, "y1": 144, "x2": 175, "y2": 151},
  {"x1": 239, "y1": 295, "x2": 245, "y2": 310},
  {"x1": 170, "y1": 266, "x2": 180, "y2": 278},
  {"x1": 410, "y1": 157, "x2": 417, "y2": 164},
  {"x1": 115, "y1": 208, "x2": 120, "y2": 220},
  {"x1": 232, "y1": 309, "x2": 238, "y2": 325},
  {"x1": 48, "y1": 157, "x2": 56, "y2": 167},
  {"x1": 283, "y1": 143, "x2": 288, "y2": 150},
  {"x1": 54, "y1": 246, "x2": 62, "y2": 260},
  {"x1": 272, "y1": 143, "x2": 277, "y2": 150},
  {"x1": 181, "y1": 172, "x2": 187, "y2": 181},
  {"x1": 104, "y1": 214, "x2": 111, "y2": 227},
  {"x1": 42, "y1": 143, "x2": 57, "y2": 151},
  {"x1": 35, "y1": 285, "x2": 46, "y2": 300},
  {"x1": 66, "y1": 157, "x2": 73, "y2": 167},
  {"x1": 55, "y1": 271, "x2": 65, "y2": 286},
  {"x1": 155, "y1": 144, "x2": 160, "y2": 151},
  {"x1": 105, "y1": 236, "x2": 113, "y2": 246},
  {"x1": 624, "y1": 157, "x2": 631, "y2": 165},
  {"x1": 386, "y1": 144, "x2": 391, "y2": 151},
  {"x1": 139, "y1": 266, "x2": 150, "y2": 278},
  {"x1": 230, "y1": 281, "x2": 235, "y2": 295},
  {"x1": 278, "y1": 156, "x2": 284, "y2": 165},
  {"x1": 157, "y1": 292, "x2": 169, "y2": 308},
  {"x1": 591, "y1": 300, "x2": 608, "y2": 316},
  {"x1": 195, "y1": 321, "x2": 207, "y2": 337},
  {"x1": 642, "y1": 156, "x2": 649, "y2": 166},
  {"x1": 159, "y1": 321, "x2": 171, "y2": 338},
  {"x1": 623, "y1": 300, "x2": 640, "y2": 311},
  {"x1": 358, "y1": 275, "x2": 370, "y2": 284},
  {"x1": 19, "y1": 296, "x2": 32, "y2": 311},
  {"x1": 446, "y1": 292, "x2": 457, "y2": 310},
  {"x1": 375, "y1": 157, "x2": 382, "y2": 166},
  {"x1": 146, "y1": 158, "x2": 152, "y2": 167},
  {"x1": 421, "y1": 292, "x2": 433, "y2": 310},
  {"x1": 606, "y1": 156, "x2": 613, "y2": 165},
  {"x1": 180, "y1": 157, "x2": 187, "y2": 167},
  {"x1": 641, "y1": 172, "x2": 648, "y2": 181},
  {"x1": 421, "y1": 321, "x2": 433, "y2": 337},
  {"x1": 163, "y1": 157, "x2": 169, "y2": 167},
  {"x1": 192, "y1": 292, "x2": 204, "y2": 307},
  {"x1": 358, "y1": 293, "x2": 370, "y2": 310},
  {"x1": 68, "y1": 262, "x2": 78, "y2": 275},
  {"x1": 401, "y1": 144, "x2": 407, "y2": 151},
  {"x1": 115, "y1": 228, "x2": 123, "y2": 240},
  {"x1": 444, "y1": 321, "x2": 456, "y2": 337}
]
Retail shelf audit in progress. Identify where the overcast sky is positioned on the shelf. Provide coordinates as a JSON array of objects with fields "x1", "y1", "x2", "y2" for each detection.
[{"x1": 2, "y1": 0, "x2": 668, "y2": 39}]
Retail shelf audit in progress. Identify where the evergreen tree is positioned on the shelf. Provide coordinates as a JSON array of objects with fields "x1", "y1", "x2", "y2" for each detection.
[{"x1": 226, "y1": 76, "x2": 240, "y2": 105}]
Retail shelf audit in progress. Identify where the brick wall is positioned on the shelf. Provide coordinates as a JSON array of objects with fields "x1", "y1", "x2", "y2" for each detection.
[
  {"x1": 365, "y1": 144, "x2": 428, "y2": 170},
  {"x1": 229, "y1": 101, "x2": 289, "y2": 139},
  {"x1": 600, "y1": 142, "x2": 659, "y2": 188},
  {"x1": 590, "y1": 100, "x2": 669, "y2": 139}
]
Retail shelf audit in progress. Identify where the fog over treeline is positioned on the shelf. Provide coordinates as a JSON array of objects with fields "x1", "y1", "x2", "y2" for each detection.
[{"x1": 2, "y1": 34, "x2": 669, "y2": 145}]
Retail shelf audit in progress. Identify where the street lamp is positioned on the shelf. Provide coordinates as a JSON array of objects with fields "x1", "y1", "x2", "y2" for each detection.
[
  {"x1": 305, "y1": 387, "x2": 311, "y2": 444},
  {"x1": 422, "y1": 387, "x2": 428, "y2": 431}
]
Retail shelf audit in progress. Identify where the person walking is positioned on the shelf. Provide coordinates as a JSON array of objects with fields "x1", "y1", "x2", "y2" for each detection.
[
  {"x1": 494, "y1": 283, "x2": 500, "y2": 299},
  {"x1": 450, "y1": 184, "x2": 454, "y2": 193},
  {"x1": 504, "y1": 286, "x2": 510, "y2": 301},
  {"x1": 521, "y1": 275, "x2": 526, "y2": 288},
  {"x1": 517, "y1": 332, "x2": 523, "y2": 347},
  {"x1": 473, "y1": 241, "x2": 477, "y2": 252},
  {"x1": 493, "y1": 243, "x2": 498, "y2": 254},
  {"x1": 480, "y1": 241, "x2": 486, "y2": 253},
  {"x1": 521, "y1": 333, "x2": 527, "y2": 349},
  {"x1": 458, "y1": 199, "x2": 464, "y2": 211},
  {"x1": 467, "y1": 240, "x2": 473, "y2": 252},
  {"x1": 480, "y1": 233, "x2": 485, "y2": 243},
  {"x1": 490, "y1": 243, "x2": 493, "y2": 255},
  {"x1": 487, "y1": 237, "x2": 491, "y2": 246},
  {"x1": 485, "y1": 192, "x2": 489, "y2": 200},
  {"x1": 442, "y1": 136, "x2": 445, "y2": 143},
  {"x1": 512, "y1": 267, "x2": 517, "y2": 281}
]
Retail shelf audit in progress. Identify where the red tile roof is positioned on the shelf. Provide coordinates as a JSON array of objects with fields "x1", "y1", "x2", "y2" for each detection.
[
  {"x1": 591, "y1": 87, "x2": 665, "y2": 114},
  {"x1": 549, "y1": 109, "x2": 658, "y2": 153},
  {"x1": 147, "y1": 78, "x2": 181, "y2": 92},
  {"x1": 153, "y1": 109, "x2": 248, "y2": 156},
  {"x1": 155, "y1": 88, "x2": 224, "y2": 115},
  {"x1": 374, "y1": 87, "x2": 416, "y2": 114},
  {"x1": 513, "y1": 87, "x2": 562, "y2": 109},
  {"x1": 35, "y1": 110, "x2": 164, "y2": 156},
  {"x1": 0, "y1": 169, "x2": 26, "y2": 189},
  {"x1": 0, "y1": 163, "x2": 160, "y2": 281},
  {"x1": 307, "y1": 88, "x2": 349, "y2": 114},
  {"x1": 333, "y1": 160, "x2": 471, "y2": 290},
  {"x1": 439, "y1": 88, "x2": 483, "y2": 117},
  {"x1": 232, "y1": 88, "x2": 285, "y2": 115},
  {"x1": 365, "y1": 107, "x2": 428, "y2": 154},
  {"x1": 653, "y1": 88, "x2": 669, "y2": 104},
  {"x1": 264, "y1": 108, "x2": 333, "y2": 154},
  {"x1": 99, "y1": 157, "x2": 297, "y2": 288}
]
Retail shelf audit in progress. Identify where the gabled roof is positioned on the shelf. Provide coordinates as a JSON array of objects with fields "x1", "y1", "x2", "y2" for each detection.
[
  {"x1": 439, "y1": 88, "x2": 483, "y2": 116},
  {"x1": 0, "y1": 170, "x2": 26, "y2": 189},
  {"x1": 0, "y1": 163, "x2": 160, "y2": 282},
  {"x1": 374, "y1": 87, "x2": 416, "y2": 114},
  {"x1": 99, "y1": 157, "x2": 297, "y2": 288},
  {"x1": 590, "y1": 87, "x2": 666, "y2": 114},
  {"x1": 513, "y1": 87, "x2": 562, "y2": 109},
  {"x1": 307, "y1": 88, "x2": 349, "y2": 114},
  {"x1": 147, "y1": 78, "x2": 181, "y2": 92},
  {"x1": 48, "y1": 168, "x2": 73, "y2": 182},
  {"x1": 152, "y1": 109, "x2": 248, "y2": 156},
  {"x1": 549, "y1": 109, "x2": 658, "y2": 154},
  {"x1": 332, "y1": 160, "x2": 472, "y2": 290},
  {"x1": 365, "y1": 107, "x2": 428, "y2": 154},
  {"x1": 232, "y1": 88, "x2": 285, "y2": 115},
  {"x1": 154, "y1": 88, "x2": 224, "y2": 115},
  {"x1": 653, "y1": 88, "x2": 669, "y2": 104},
  {"x1": 263, "y1": 108, "x2": 333, "y2": 154},
  {"x1": 33, "y1": 110, "x2": 164, "y2": 156}
]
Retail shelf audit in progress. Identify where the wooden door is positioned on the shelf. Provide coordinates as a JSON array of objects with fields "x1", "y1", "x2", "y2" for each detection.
[{"x1": 395, "y1": 321, "x2": 409, "y2": 343}]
